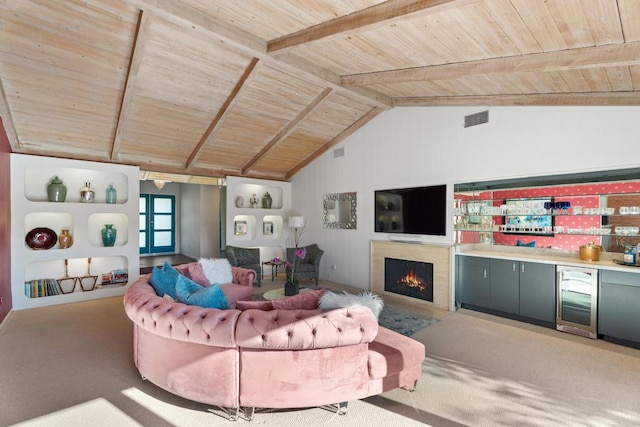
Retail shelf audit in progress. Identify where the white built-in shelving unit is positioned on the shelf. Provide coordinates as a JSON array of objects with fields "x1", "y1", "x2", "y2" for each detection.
[
  {"x1": 226, "y1": 176, "x2": 292, "y2": 263},
  {"x1": 10, "y1": 154, "x2": 140, "y2": 309}
]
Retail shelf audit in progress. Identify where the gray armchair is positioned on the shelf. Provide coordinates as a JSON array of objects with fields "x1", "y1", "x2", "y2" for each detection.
[
  {"x1": 226, "y1": 245, "x2": 261, "y2": 287},
  {"x1": 286, "y1": 244, "x2": 324, "y2": 286}
]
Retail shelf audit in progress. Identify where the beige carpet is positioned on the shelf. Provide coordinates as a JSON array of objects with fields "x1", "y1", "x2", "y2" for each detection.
[{"x1": 1, "y1": 297, "x2": 640, "y2": 426}]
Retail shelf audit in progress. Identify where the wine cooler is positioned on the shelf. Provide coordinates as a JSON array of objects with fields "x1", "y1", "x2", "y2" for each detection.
[{"x1": 556, "y1": 265, "x2": 598, "y2": 339}]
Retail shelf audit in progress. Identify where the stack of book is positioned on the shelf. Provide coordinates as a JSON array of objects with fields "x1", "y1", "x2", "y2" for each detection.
[
  {"x1": 101, "y1": 269, "x2": 128, "y2": 285},
  {"x1": 25, "y1": 279, "x2": 62, "y2": 298}
]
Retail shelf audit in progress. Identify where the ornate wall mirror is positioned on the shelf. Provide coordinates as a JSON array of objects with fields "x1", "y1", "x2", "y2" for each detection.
[{"x1": 323, "y1": 192, "x2": 357, "y2": 229}]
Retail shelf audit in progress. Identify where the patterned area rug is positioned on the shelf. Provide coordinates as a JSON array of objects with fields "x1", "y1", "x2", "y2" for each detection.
[{"x1": 378, "y1": 305, "x2": 439, "y2": 337}]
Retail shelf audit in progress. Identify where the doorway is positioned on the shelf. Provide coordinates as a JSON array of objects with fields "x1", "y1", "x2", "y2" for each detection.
[{"x1": 140, "y1": 194, "x2": 176, "y2": 254}]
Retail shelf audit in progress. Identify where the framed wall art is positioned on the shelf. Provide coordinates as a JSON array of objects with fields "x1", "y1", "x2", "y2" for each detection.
[
  {"x1": 263, "y1": 221, "x2": 273, "y2": 235},
  {"x1": 234, "y1": 220, "x2": 247, "y2": 235}
]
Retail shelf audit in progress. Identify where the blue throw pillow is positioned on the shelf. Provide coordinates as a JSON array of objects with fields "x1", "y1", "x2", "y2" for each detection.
[
  {"x1": 175, "y1": 275, "x2": 229, "y2": 309},
  {"x1": 517, "y1": 239, "x2": 536, "y2": 247},
  {"x1": 149, "y1": 261, "x2": 180, "y2": 299}
]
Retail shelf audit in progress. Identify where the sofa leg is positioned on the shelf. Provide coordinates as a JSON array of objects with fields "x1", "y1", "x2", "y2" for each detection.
[
  {"x1": 243, "y1": 406, "x2": 255, "y2": 420},
  {"x1": 337, "y1": 401, "x2": 348, "y2": 415},
  {"x1": 217, "y1": 407, "x2": 240, "y2": 421}
]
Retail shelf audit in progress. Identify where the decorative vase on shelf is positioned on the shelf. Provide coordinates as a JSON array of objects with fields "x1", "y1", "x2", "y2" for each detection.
[
  {"x1": 249, "y1": 193, "x2": 259, "y2": 208},
  {"x1": 58, "y1": 229, "x2": 73, "y2": 249},
  {"x1": 106, "y1": 184, "x2": 117, "y2": 204},
  {"x1": 47, "y1": 176, "x2": 67, "y2": 202},
  {"x1": 235, "y1": 195, "x2": 245, "y2": 208},
  {"x1": 80, "y1": 181, "x2": 95, "y2": 203},
  {"x1": 284, "y1": 280, "x2": 299, "y2": 296},
  {"x1": 101, "y1": 224, "x2": 117, "y2": 247},
  {"x1": 262, "y1": 192, "x2": 272, "y2": 209}
]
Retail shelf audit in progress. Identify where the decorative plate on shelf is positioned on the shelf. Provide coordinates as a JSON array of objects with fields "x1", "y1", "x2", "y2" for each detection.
[{"x1": 25, "y1": 227, "x2": 57, "y2": 250}]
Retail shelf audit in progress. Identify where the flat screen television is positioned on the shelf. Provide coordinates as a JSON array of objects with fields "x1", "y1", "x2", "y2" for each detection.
[
  {"x1": 503, "y1": 197, "x2": 554, "y2": 236},
  {"x1": 375, "y1": 184, "x2": 447, "y2": 236}
]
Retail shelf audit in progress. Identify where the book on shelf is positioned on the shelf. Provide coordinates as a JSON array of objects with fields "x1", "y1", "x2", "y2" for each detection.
[
  {"x1": 25, "y1": 279, "x2": 61, "y2": 298},
  {"x1": 101, "y1": 268, "x2": 129, "y2": 285}
]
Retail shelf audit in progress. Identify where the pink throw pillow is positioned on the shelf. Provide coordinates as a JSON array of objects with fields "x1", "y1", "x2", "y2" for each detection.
[
  {"x1": 271, "y1": 289, "x2": 324, "y2": 310},
  {"x1": 236, "y1": 300, "x2": 273, "y2": 311},
  {"x1": 187, "y1": 262, "x2": 210, "y2": 286}
]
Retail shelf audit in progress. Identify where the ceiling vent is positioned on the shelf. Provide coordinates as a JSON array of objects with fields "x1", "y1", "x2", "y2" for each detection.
[
  {"x1": 464, "y1": 110, "x2": 489, "y2": 128},
  {"x1": 334, "y1": 147, "x2": 345, "y2": 158}
]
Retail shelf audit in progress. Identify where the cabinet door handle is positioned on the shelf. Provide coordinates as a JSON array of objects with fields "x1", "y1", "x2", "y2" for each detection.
[
  {"x1": 521, "y1": 263, "x2": 525, "y2": 273},
  {"x1": 483, "y1": 268, "x2": 487, "y2": 279},
  {"x1": 512, "y1": 262, "x2": 516, "y2": 271}
]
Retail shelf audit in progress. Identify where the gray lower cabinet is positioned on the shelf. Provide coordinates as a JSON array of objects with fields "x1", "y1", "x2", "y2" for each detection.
[
  {"x1": 599, "y1": 270, "x2": 640, "y2": 344},
  {"x1": 519, "y1": 262, "x2": 556, "y2": 323},
  {"x1": 458, "y1": 256, "x2": 490, "y2": 308},
  {"x1": 489, "y1": 259, "x2": 519, "y2": 315},
  {"x1": 458, "y1": 256, "x2": 556, "y2": 324}
]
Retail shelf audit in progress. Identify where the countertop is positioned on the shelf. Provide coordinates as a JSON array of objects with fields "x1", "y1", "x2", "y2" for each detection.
[{"x1": 455, "y1": 244, "x2": 640, "y2": 274}]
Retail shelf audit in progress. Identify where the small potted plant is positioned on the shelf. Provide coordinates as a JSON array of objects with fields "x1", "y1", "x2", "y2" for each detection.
[{"x1": 285, "y1": 247, "x2": 306, "y2": 296}]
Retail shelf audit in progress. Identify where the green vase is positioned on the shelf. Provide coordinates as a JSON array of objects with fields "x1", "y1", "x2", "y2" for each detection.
[
  {"x1": 101, "y1": 224, "x2": 117, "y2": 247},
  {"x1": 262, "y1": 192, "x2": 272, "y2": 209},
  {"x1": 106, "y1": 184, "x2": 117, "y2": 204},
  {"x1": 47, "y1": 176, "x2": 67, "y2": 202}
]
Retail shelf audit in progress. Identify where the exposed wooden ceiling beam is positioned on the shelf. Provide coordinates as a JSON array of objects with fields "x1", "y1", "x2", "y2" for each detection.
[
  {"x1": 0, "y1": 77, "x2": 20, "y2": 151},
  {"x1": 286, "y1": 106, "x2": 385, "y2": 179},
  {"x1": 186, "y1": 57, "x2": 261, "y2": 170},
  {"x1": 242, "y1": 88, "x2": 334, "y2": 175},
  {"x1": 111, "y1": 10, "x2": 150, "y2": 160},
  {"x1": 128, "y1": 0, "x2": 391, "y2": 109},
  {"x1": 392, "y1": 91, "x2": 640, "y2": 106},
  {"x1": 267, "y1": 0, "x2": 465, "y2": 53},
  {"x1": 343, "y1": 41, "x2": 640, "y2": 86}
]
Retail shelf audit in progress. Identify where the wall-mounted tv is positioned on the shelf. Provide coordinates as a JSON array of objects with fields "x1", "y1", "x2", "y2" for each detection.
[
  {"x1": 375, "y1": 184, "x2": 447, "y2": 236},
  {"x1": 503, "y1": 197, "x2": 554, "y2": 236}
]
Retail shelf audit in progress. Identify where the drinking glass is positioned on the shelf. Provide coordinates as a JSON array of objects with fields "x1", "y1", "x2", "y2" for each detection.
[
  {"x1": 544, "y1": 201, "x2": 552, "y2": 214},
  {"x1": 561, "y1": 201, "x2": 570, "y2": 215}
]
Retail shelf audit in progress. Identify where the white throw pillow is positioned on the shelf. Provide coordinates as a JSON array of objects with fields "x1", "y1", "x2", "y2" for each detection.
[
  {"x1": 319, "y1": 290, "x2": 384, "y2": 319},
  {"x1": 199, "y1": 258, "x2": 233, "y2": 285}
]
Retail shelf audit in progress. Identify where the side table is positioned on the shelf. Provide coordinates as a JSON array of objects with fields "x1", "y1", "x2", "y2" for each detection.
[{"x1": 262, "y1": 260, "x2": 284, "y2": 281}]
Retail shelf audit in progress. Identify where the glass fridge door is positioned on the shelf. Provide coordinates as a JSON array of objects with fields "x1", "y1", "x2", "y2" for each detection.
[{"x1": 559, "y1": 269, "x2": 593, "y2": 326}]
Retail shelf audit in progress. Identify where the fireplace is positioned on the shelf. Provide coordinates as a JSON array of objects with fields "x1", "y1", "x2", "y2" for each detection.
[
  {"x1": 372, "y1": 241, "x2": 450, "y2": 311},
  {"x1": 384, "y1": 257, "x2": 433, "y2": 302}
]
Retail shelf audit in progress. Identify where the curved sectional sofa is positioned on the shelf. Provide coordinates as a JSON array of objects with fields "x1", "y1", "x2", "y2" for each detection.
[{"x1": 123, "y1": 268, "x2": 426, "y2": 419}]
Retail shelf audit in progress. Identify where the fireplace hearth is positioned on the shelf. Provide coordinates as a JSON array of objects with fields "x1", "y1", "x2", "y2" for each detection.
[{"x1": 384, "y1": 257, "x2": 433, "y2": 302}]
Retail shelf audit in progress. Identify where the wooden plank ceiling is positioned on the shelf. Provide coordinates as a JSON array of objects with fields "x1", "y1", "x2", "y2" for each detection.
[{"x1": 1, "y1": 0, "x2": 639, "y2": 181}]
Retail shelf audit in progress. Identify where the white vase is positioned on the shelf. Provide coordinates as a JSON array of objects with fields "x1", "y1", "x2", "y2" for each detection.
[{"x1": 235, "y1": 196, "x2": 244, "y2": 208}]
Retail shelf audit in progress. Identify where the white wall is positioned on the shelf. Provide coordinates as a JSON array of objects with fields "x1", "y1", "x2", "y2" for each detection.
[{"x1": 292, "y1": 106, "x2": 640, "y2": 290}]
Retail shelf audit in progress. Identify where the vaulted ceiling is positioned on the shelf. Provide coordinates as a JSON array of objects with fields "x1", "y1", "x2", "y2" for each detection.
[{"x1": 1, "y1": 0, "x2": 639, "y2": 181}]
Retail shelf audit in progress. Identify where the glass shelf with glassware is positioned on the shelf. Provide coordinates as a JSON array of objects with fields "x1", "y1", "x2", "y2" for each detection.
[{"x1": 453, "y1": 197, "x2": 640, "y2": 237}]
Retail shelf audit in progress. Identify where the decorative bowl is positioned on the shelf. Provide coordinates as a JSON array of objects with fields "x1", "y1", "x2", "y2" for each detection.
[{"x1": 25, "y1": 227, "x2": 57, "y2": 250}]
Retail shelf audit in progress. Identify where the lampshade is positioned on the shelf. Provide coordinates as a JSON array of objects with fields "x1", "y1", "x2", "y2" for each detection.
[
  {"x1": 154, "y1": 180, "x2": 166, "y2": 190},
  {"x1": 289, "y1": 216, "x2": 305, "y2": 228}
]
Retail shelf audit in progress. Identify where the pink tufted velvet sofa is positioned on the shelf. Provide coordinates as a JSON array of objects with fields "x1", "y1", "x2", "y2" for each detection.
[{"x1": 123, "y1": 271, "x2": 426, "y2": 419}]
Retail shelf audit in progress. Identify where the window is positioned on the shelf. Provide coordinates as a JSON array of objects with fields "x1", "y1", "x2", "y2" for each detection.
[{"x1": 140, "y1": 194, "x2": 175, "y2": 254}]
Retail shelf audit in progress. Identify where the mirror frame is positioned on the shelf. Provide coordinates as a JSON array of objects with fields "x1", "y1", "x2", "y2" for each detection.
[{"x1": 323, "y1": 192, "x2": 357, "y2": 229}]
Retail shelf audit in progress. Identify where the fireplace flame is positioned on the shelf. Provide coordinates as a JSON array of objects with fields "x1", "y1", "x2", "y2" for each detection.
[{"x1": 398, "y1": 268, "x2": 426, "y2": 292}]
